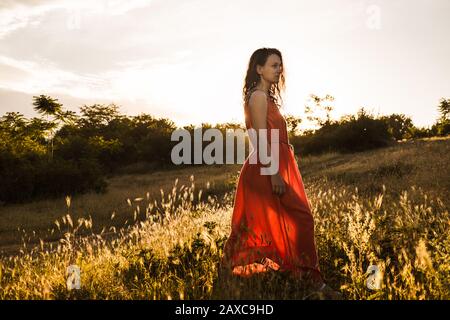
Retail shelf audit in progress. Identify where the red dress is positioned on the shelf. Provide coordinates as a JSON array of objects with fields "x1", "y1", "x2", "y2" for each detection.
[{"x1": 221, "y1": 91, "x2": 323, "y2": 282}]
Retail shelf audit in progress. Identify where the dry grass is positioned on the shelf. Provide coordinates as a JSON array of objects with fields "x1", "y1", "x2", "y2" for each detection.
[
  {"x1": 0, "y1": 164, "x2": 241, "y2": 253},
  {"x1": 300, "y1": 137, "x2": 450, "y2": 204},
  {"x1": 0, "y1": 137, "x2": 448, "y2": 299}
]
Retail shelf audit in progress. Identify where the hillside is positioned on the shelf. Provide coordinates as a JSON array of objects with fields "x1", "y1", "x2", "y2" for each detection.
[
  {"x1": 0, "y1": 137, "x2": 448, "y2": 299},
  {"x1": 1, "y1": 137, "x2": 448, "y2": 252}
]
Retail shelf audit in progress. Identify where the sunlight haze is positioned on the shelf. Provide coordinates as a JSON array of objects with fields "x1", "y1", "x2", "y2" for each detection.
[{"x1": 0, "y1": 0, "x2": 449, "y2": 129}]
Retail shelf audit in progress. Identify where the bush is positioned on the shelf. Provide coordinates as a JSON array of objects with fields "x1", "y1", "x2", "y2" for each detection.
[
  {"x1": 0, "y1": 152, "x2": 106, "y2": 204},
  {"x1": 33, "y1": 158, "x2": 107, "y2": 198},
  {"x1": 292, "y1": 113, "x2": 392, "y2": 155}
]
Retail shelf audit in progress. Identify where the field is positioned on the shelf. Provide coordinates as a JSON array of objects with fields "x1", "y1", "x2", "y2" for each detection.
[{"x1": 0, "y1": 137, "x2": 448, "y2": 299}]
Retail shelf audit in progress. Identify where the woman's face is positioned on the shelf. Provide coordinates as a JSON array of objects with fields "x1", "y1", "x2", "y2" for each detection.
[{"x1": 257, "y1": 54, "x2": 283, "y2": 84}]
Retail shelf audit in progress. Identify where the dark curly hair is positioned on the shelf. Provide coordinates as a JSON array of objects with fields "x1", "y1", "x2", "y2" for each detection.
[{"x1": 242, "y1": 48, "x2": 286, "y2": 108}]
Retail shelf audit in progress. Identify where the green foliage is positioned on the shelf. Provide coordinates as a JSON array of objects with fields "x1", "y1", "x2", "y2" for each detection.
[
  {"x1": 438, "y1": 98, "x2": 450, "y2": 121},
  {"x1": 429, "y1": 98, "x2": 450, "y2": 136},
  {"x1": 32, "y1": 95, "x2": 63, "y2": 118},
  {"x1": 304, "y1": 94, "x2": 335, "y2": 127},
  {"x1": 2, "y1": 94, "x2": 449, "y2": 204},
  {"x1": 0, "y1": 100, "x2": 184, "y2": 203},
  {"x1": 379, "y1": 114, "x2": 415, "y2": 140},
  {"x1": 0, "y1": 153, "x2": 106, "y2": 203},
  {"x1": 284, "y1": 114, "x2": 302, "y2": 137},
  {"x1": 292, "y1": 108, "x2": 392, "y2": 155},
  {"x1": 78, "y1": 103, "x2": 122, "y2": 128}
]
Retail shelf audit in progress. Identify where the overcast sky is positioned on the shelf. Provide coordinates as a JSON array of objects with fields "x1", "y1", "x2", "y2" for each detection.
[{"x1": 0, "y1": 0, "x2": 449, "y2": 129}]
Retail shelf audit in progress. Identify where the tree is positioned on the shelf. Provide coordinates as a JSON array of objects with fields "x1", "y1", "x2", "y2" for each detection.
[
  {"x1": 0, "y1": 112, "x2": 50, "y2": 156},
  {"x1": 0, "y1": 112, "x2": 28, "y2": 153},
  {"x1": 435, "y1": 98, "x2": 450, "y2": 136},
  {"x1": 32, "y1": 95, "x2": 63, "y2": 117},
  {"x1": 304, "y1": 94, "x2": 335, "y2": 128},
  {"x1": 284, "y1": 114, "x2": 302, "y2": 136},
  {"x1": 32, "y1": 95, "x2": 76, "y2": 160},
  {"x1": 0, "y1": 112, "x2": 27, "y2": 135},
  {"x1": 438, "y1": 98, "x2": 450, "y2": 121},
  {"x1": 79, "y1": 103, "x2": 122, "y2": 129},
  {"x1": 379, "y1": 114, "x2": 414, "y2": 140}
]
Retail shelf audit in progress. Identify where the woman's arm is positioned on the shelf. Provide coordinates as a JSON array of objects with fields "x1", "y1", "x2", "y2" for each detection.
[
  {"x1": 248, "y1": 91, "x2": 286, "y2": 195},
  {"x1": 248, "y1": 91, "x2": 269, "y2": 158}
]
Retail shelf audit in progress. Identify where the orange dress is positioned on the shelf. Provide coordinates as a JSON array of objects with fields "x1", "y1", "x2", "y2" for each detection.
[{"x1": 221, "y1": 90, "x2": 323, "y2": 282}]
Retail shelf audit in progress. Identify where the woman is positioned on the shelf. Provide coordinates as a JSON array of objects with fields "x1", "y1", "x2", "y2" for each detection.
[{"x1": 220, "y1": 48, "x2": 341, "y2": 299}]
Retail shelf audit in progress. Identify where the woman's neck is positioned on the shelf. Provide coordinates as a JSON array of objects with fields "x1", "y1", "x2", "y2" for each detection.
[{"x1": 255, "y1": 81, "x2": 271, "y2": 94}]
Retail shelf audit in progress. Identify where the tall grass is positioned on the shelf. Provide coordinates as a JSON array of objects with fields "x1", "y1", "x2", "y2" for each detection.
[
  {"x1": 0, "y1": 173, "x2": 448, "y2": 299},
  {"x1": 0, "y1": 164, "x2": 239, "y2": 251}
]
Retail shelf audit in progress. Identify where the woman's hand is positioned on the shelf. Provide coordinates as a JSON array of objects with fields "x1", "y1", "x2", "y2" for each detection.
[{"x1": 270, "y1": 172, "x2": 286, "y2": 196}]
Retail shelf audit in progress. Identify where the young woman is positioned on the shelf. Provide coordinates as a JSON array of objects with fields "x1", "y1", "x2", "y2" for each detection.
[{"x1": 220, "y1": 48, "x2": 341, "y2": 299}]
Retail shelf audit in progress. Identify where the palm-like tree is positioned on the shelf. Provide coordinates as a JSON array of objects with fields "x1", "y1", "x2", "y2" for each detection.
[
  {"x1": 32, "y1": 95, "x2": 63, "y2": 117},
  {"x1": 32, "y1": 95, "x2": 75, "y2": 160}
]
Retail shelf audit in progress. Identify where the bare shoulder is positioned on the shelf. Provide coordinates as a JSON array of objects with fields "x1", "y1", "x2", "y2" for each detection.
[
  {"x1": 248, "y1": 90, "x2": 268, "y2": 113},
  {"x1": 247, "y1": 91, "x2": 268, "y2": 129}
]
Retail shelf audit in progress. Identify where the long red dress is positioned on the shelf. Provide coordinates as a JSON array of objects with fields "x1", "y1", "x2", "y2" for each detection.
[{"x1": 221, "y1": 90, "x2": 323, "y2": 282}]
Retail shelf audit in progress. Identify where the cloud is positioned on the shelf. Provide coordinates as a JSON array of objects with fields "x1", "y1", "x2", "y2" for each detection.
[
  {"x1": 0, "y1": 0, "x2": 197, "y2": 76},
  {"x1": 0, "y1": 0, "x2": 153, "y2": 39},
  {"x1": 0, "y1": 0, "x2": 448, "y2": 129},
  {"x1": 0, "y1": 51, "x2": 197, "y2": 126},
  {"x1": 0, "y1": 54, "x2": 112, "y2": 99},
  {"x1": 0, "y1": 0, "x2": 61, "y2": 38},
  {"x1": 0, "y1": 47, "x2": 197, "y2": 102}
]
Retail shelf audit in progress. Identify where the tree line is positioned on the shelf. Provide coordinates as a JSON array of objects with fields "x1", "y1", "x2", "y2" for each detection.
[{"x1": 0, "y1": 94, "x2": 448, "y2": 204}]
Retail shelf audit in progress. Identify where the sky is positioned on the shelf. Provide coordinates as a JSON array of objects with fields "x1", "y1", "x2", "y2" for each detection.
[{"x1": 0, "y1": 0, "x2": 449, "y2": 129}]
